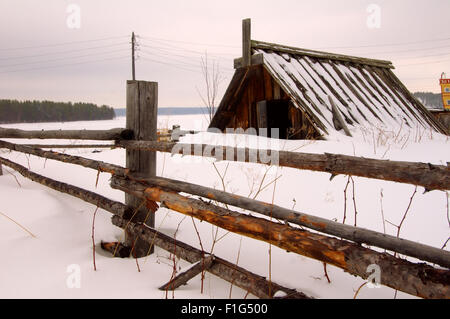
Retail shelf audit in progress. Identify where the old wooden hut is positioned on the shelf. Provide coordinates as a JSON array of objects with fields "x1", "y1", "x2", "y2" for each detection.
[{"x1": 209, "y1": 19, "x2": 447, "y2": 139}]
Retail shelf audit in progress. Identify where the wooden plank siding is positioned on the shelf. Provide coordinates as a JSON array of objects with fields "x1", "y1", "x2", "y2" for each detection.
[{"x1": 210, "y1": 64, "x2": 320, "y2": 139}]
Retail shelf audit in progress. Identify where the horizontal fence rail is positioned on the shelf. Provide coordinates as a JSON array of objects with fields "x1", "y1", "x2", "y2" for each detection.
[
  {"x1": 110, "y1": 176, "x2": 450, "y2": 299},
  {"x1": 0, "y1": 127, "x2": 133, "y2": 140},
  {"x1": 1, "y1": 139, "x2": 449, "y2": 269},
  {"x1": 21, "y1": 144, "x2": 116, "y2": 149},
  {"x1": 2, "y1": 128, "x2": 448, "y2": 191},
  {"x1": 0, "y1": 156, "x2": 310, "y2": 299},
  {"x1": 128, "y1": 175, "x2": 450, "y2": 269},
  {"x1": 1, "y1": 139, "x2": 450, "y2": 298},
  {"x1": 116, "y1": 140, "x2": 450, "y2": 191}
]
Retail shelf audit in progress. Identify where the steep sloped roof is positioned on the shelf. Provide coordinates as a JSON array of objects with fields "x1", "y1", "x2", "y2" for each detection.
[{"x1": 252, "y1": 40, "x2": 446, "y2": 135}]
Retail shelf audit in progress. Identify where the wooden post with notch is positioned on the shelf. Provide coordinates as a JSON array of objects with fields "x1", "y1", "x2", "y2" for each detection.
[
  {"x1": 131, "y1": 32, "x2": 136, "y2": 81},
  {"x1": 125, "y1": 80, "x2": 158, "y2": 257},
  {"x1": 242, "y1": 18, "x2": 251, "y2": 67}
]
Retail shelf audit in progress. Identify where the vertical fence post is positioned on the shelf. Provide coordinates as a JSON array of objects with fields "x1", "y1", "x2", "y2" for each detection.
[
  {"x1": 242, "y1": 18, "x2": 251, "y2": 67},
  {"x1": 125, "y1": 80, "x2": 158, "y2": 257}
]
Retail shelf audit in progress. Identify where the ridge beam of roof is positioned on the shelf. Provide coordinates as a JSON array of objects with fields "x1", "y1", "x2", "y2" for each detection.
[{"x1": 252, "y1": 40, "x2": 395, "y2": 69}]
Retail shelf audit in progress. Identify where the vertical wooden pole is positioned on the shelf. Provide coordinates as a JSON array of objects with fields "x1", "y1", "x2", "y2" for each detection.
[
  {"x1": 125, "y1": 80, "x2": 158, "y2": 257},
  {"x1": 242, "y1": 18, "x2": 251, "y2": 67},
  {"x1": 131, "y1": 32, "x2": 136, "y2": 81}
]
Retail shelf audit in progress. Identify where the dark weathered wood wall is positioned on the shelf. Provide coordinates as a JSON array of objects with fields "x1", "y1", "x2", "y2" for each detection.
[
  {"x1": 216, "y1": 65, "x2": 319, "y2": 139},
  {"x1": 211, "y1": 64, "x2": 319, "y2": 139}
]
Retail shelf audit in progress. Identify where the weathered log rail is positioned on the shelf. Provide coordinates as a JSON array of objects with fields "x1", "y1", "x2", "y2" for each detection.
[
  {"x1": 0, "y1": 127, "x2": 133, "y2": 140},
  {"x1": 112, "y1": 216, "x2": 311, "y2": 299},
  {"x1": 1, "y1": 139, "x2": 449, "y2": 270},
  {"x1": 0, "y1": 156, "x2": 310, "y2": 299},
  {"x1": 110, "y1": 176, "x2": 450, "y2": 299},
  {"x1": 116, "y1": 140, "x2": 450, "y2": 191},
  {"x1": 129, "y1": 175, "x2": 450, "y2": 269},
  {"x1": 1, "y1": 127, "x2": 449, "y2": 297},
  {"x1": 1, "y1": 154, "x2": 448, "y2": 298},
  {"x1": 2, "y1": 127, "x2": 449, "y2": 191}
]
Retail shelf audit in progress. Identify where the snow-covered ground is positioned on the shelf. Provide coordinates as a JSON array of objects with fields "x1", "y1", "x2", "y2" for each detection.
[{"x1": 0, "y1": 115, "x2": 448, "y2": 299}]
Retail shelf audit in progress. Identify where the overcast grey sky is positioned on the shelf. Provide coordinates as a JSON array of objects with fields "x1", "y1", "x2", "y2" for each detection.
[{"x1": 0, "y1": 0, "x2": 449, "y2": 108}]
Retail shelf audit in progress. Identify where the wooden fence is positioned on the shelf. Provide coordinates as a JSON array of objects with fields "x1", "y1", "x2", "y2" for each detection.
[{"x1": 0, "y1": 80, "x2": 449, "y2": 299}]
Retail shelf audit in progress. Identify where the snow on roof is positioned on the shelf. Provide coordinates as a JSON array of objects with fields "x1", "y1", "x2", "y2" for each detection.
[{"x1": 253, "y1": 41, "x2": 446, "y2": 135}]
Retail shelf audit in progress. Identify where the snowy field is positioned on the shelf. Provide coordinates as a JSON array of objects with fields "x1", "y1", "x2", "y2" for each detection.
[{"x1": 0, "y1": 114, "x2": 449, "y2": 299}]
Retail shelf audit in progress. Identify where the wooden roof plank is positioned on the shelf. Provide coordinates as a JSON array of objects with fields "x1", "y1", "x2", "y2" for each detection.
[{"x1": 252, "y1": 40, "x2": 394, "y2": 69}]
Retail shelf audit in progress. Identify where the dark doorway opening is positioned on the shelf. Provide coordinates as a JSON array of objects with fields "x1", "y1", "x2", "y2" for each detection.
[{"x1": 256, "y1": 99, "x2": 290, "y2": 139}]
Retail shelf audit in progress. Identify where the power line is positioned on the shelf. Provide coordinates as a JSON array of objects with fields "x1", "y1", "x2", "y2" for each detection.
[
  {"x1": 139, "y1": 34, "x2": 239, "y2": 49},
  {"x1": 396, "y1": 57, "x2": 450, "y2": 67},
  {"x1": 314, "y1": 36, "x2": 450, "y2": 51},
  {"x1": 0, "y1": 42, "x2": 128, "y2": 61},
  {"x1": 347, "y1": 43, "x2": 450, "y2": 57},
  {"x1": 139, "y1": 56, "x2": 201, "y2": 74},
  {"x1": 139, "y1": 48, "x2": 233, "y2": 71},
  {"x1": 139, "y1": 39, "x2": 235, "y2": 59},
  {"x1": 139, "y1": 49, "x2": 235, "y2": 75},
  {"x1": 139, "y1": 50, "x2": 204, "y2": 69},
  {"x1": 0, "y1": 48, "x2": 129, "y2": 69},
  {"x1": 0, "y1": 35, "x2": 129, "y2": 51},
  {"x1": 0, "y1": 55, "x2": 128, "y2": 74}
]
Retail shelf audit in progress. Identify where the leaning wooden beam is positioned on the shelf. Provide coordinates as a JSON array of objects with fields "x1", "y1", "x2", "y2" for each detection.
[
  {"x1": 0, "y1": 156, "x2": 309, "y2": 299},
  {"x1": 329, "y1": 96, "x2": 352, "y2": 137},
  {"x1": 158, "y1": 255, "x2": 215, "y2": 291},
  {"x1": 116, "y1": 140, "x2": 450, "y2": 190},
  {"x1": 0, "y1": 157, "x2": 134, "y2": 219},
  {"x1": 0, "y1": 140, "x2": 128, "y2": 176},
  {"x1": 134, "y1": 175, "x2": 450, "y2": 269},
  {"x1": 110, "y1": 177, "x2": 450, "y2": 299},
  {"x1": 0, "y1": 127, "x2": 133, "y2": 140},
  {"x1": 112, "y1": 215, "x2": 311, "y2": 299}
]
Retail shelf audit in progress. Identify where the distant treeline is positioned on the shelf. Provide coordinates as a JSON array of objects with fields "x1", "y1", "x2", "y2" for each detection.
[
  {"x1": 0, "y1": 99, "x2": 115, "y2": 124},
  {"x1": 413, "y1": 92, "x2": 443, "y2": 109}
]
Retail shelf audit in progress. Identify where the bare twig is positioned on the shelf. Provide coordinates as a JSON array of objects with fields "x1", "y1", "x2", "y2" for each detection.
[
  {"x1": 191, "y1": 216, "x2": 206, "y2": 294},
  {"x1": 251, "y1": 166, "x2": 271, "y2": 199},
  {"x1": 323, "y1": 262, "x2": 331, "y2": 284},
  {"x1": 353, "y1": 282, "x2": 368, "y2": 299},
  {"x1": 253, "y1": 174, "x2": 283, "y2": 200},
  {"x1": 0, "y1": 211, "x2": 36, "y2": 238},
  {"x1": 165, "y1": 217, "x2": 185, "y2": 299},
  {"x1": 350, "y1": 176, "x2": 358, "y2": 227},
  {"x1": 268, "y1": 167, "x2": 281, "y2": 298},
  {"x1": 91, "y1": 206, "x2": 99, "y2": 271},
  {"x1": 212, "y1": 162, "x2": 230, "y2": 210},
  {"x1": 95, "y1": 169, "x2": 101, "y2": 188},
  {"x1": 380, "y1": 189, "x2": 386, "y2": 235},
  {"x1": 396, "y1": 186, "x2": 418, "y2": 239},
  {"x1": 343, "y1": 175, "x2": 351, "y2": 224},
  {"x1": 5, "y1": 168, "x2": 22, "y2": 187},
  {"x1": 229, "y1": 236, "x2": 243, "y2": 299},
  {"x1": 446, "y1": 191, "x2": 449, "y2": 228},
  {"x1": 442, "y1": 237, "x2": 450, "y2": 250},
  {"x1": 210, "y1": 162, "x2": 231, "y2": 255},
  {"x1": 197, "y1": 53, "x2": 223, "y2": 123}
]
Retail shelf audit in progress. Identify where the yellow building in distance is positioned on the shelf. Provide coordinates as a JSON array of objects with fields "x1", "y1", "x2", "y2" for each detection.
[{"x1": 440, "y1": 73, "x2": 450, "y2": 110}]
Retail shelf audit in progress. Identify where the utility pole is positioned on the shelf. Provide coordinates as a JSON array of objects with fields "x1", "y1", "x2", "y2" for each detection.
[{"x1": 131, "y1": 32, "x2": 136, "y2": 80}]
